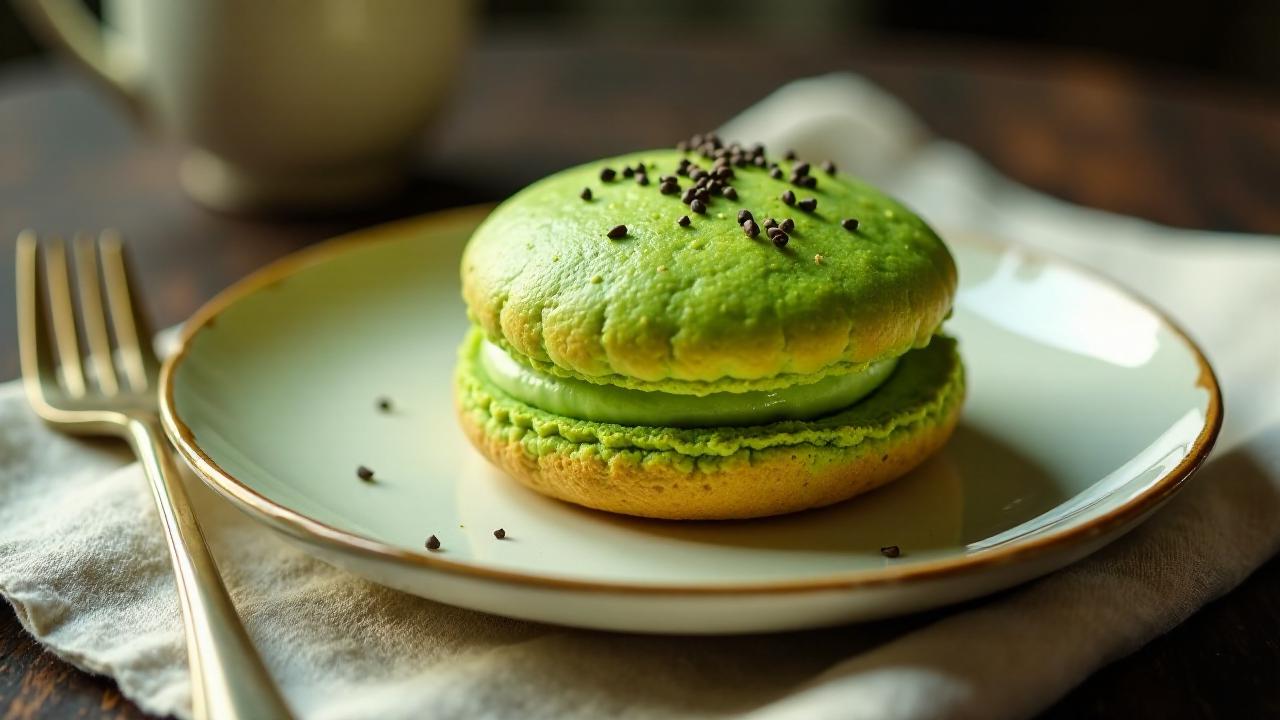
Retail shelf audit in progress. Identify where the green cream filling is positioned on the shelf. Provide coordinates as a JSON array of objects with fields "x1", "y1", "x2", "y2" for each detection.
[
  {"x1": 457, "y1": 331, "x2": 965, "y2": 467},
  {"x1": 477, "y1": 338, "x2": 899, "y2": 428}
]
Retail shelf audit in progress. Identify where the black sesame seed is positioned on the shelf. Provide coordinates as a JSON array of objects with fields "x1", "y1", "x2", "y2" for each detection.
[
  {"x1": 690, "y1": 198, "x2": 706, "y2": 214},
  {"x1": 798, "y1": 198, "x2": 817, "y2": 212},
  {"x1": 695, "y1": 189, "x2": 711, "y2": 203},
  {"x1": 769, "y1": 168, "x2": 783, "y2": 180},
  {"x1": 660, "y1": 175, "x2": 677, "y2": 184},
  {"x1": 723, "y1": 186, "x2": 738, "y2": 200},
  {"x1": 842, "y1": 218, "x2": 860, "y2": 232},
  {"x1": 763, "y1": 217, "x2": 778, "y2": 230},
  {"x1": 681, "y1": 188, "x2": 696, "y2": 204},
  {"x1": 580, "y1": 187, "x2": 592, "y2": 201},
  {"x1": 880, "y1": 545, "x2": 901, "y2": 558},
  {"x1": 679, "y1": 157, "x2": 691, "y2": 168},
  {"x1": 753, "y1": 156, "x2": 766, "y2": 167},
  {"x1": 677, "y1": 215, "x2": 691, "y2": 226},
  {"x1": 622, "y1": 166, "x2": 634, "y2": 178},
  {"x1": 426, "y1": 535, "x2": 441, "y2": 551},
  {"x1": 737, "y1": 209, "x2": 754, "y2": 225},
  {"x1": 607, "y1": 224, "x2": 627, "y2": 239},
  {"x1": 793, "y1": 161, "x2": 810, "y2": 177},
  {"x1": 376, "y1": 397, "x2": 392, "y2": 412},
  {"x1": 798, "y1": 175, "x2": 818, "y2": 189},
  {"x1": 690, "y1": 168, "x2": 708, "y2": 181},
  {"x1": 494, "y1": 528, "x2": 507, "y2": 540},
  {"x1": 784, "y1": 149, "x2": 797, "y2": 161},
  {"x1": 357, "y1": 465, "x2": 374, "y2": 482},
  {"x1": 659, "y1": 180, "x2": 679, "y2": 195},
  {"x1": 600, "y1": 168, "x2": 616, "y2": 182},
  {"x1": 733, "y1": 155, "x2": 748, "y2": 167},
  {"x1": 636, "y1": 174, "x2": 650, "y2": 186},
  {"x1": 822, "y1": 160, "x2": 837, "y2": 175},
  {"x1": 743, "y1": 219, "x2": 759, "y2": 238},
  {"x1": 781, "y1": 190, "x2": 796, "y2": 205},
  {"x1": 780, "y1": 218, "x2": 795, "y2": 233},
  {"x1": 766, "y1": 226, "x2": 783, "y2": 238},
  {"x1": 772, "y1": 232, "x2": 789, "y2": 248}
]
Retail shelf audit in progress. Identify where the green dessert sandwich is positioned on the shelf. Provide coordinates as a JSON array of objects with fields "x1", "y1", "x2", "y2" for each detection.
[{"x1": 456, "y1": 135, "x2": 963, "y2": 520}]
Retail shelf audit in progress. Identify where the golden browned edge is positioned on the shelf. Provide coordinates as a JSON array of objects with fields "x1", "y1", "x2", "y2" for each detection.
[
  {"x1": 457, "y1": 387, "x2": 963, "y2": 520},
  {"x1": 159, "y1": 205, "x2": 1224, "y2": 597}
]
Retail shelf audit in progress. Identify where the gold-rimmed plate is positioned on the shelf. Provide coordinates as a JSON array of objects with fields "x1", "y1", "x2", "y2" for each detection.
[{"x1": 160, "y1": 206, "x2": 1221, "y2": 634}]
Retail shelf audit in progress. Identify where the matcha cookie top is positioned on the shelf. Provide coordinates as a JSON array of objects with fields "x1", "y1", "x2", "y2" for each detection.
[{"x1": 461, "y1": 139, "x2": 956, "y2": 395}]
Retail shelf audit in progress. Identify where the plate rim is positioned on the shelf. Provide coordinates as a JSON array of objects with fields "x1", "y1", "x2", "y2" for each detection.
[{"x1": 159, "y1": 204, "x2": 1223, "y2": 596}]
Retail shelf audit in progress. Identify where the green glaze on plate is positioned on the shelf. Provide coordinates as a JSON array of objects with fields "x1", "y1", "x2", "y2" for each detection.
[
  {"x1": 461, "y1": 150, "x2": 957, "y2": 395},
  {"x1": 475, "y1": 336, "x2": 900, "y2": 428},
  {"x1": 161, "y1": 207, "x2": 1221, "y2": 634}
]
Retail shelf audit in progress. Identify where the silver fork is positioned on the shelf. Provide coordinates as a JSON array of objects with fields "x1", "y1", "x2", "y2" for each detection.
[{"x1": 16, "y1": 231, "x2": 294, "y2": 720}]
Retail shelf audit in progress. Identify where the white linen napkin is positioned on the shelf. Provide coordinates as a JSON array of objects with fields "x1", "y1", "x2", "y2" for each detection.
[{"x1": 2, "y1": 74, "x2": 1278, "y2": 720}]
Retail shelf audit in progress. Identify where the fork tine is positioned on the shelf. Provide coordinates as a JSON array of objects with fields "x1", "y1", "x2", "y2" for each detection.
[
  {"x1": 16, "y1": 232, "x2": 63, "y2": 397},
  {"x1": 73, "y1": 233, "x2": 120, "y2": 396},
  {"x1": 98, "y1": 231, "x2": 154, "y2": 392},
  {"x1": 42, "y1": 237, "x2": 88, "y2": 398}
]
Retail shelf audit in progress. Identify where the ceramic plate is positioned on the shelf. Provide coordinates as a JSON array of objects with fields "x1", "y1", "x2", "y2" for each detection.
[{"x1": 160, "y1": 206, "x2": 1221, "y2": 634}]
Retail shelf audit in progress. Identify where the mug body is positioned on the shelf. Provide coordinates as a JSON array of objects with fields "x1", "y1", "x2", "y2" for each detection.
[{"x1": 106, "y1": 0, "x2": 471, "y2": 211}]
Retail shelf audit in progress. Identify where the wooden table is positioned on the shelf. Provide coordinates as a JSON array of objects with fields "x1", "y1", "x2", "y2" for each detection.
[{"x1": 1, "y1": 31, "x2": 1278, "y2": 719}]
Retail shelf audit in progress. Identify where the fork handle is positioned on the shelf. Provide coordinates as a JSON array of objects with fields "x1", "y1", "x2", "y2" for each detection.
[{"x1": 126, "y1": 417, "x2": 294, "y2": 720}]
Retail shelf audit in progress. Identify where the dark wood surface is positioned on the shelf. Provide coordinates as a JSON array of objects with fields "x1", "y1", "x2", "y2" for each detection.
[{"x1": 1, "y1": 30, "x2": 1278, "y2": 720}]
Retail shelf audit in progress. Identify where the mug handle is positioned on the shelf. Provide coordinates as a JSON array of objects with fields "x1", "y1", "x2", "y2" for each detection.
[{"x1": 13, "y1": 0, "x2": 144, "y2": 116}]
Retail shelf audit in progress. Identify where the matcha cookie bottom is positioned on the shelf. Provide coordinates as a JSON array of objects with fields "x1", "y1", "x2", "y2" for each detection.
[{"x1": 455, "y1": 332, "x2": 965, "y2": 520}]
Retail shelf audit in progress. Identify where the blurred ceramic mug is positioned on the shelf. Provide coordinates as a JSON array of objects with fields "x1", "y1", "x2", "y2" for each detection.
[{"x1": 16, "y1": 0, "x2": 471, "y2": 212}]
